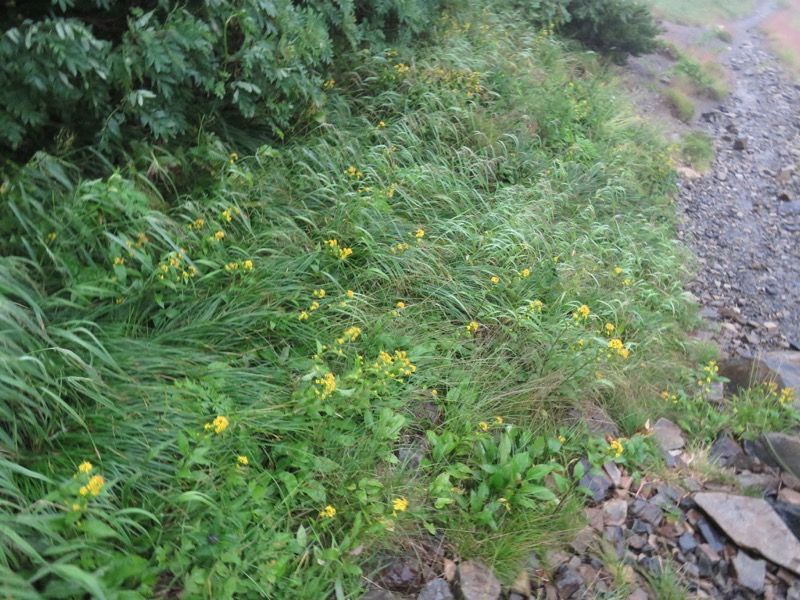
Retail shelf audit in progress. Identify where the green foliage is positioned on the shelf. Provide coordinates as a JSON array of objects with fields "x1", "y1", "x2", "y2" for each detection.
[
  {"x1": 514, "y1": 0, "x2": 662, "y2": 63},
  {"x1": 0, "y1": 0, "x2": 445, "y2": 159},
  {"x1": 670, "y1": 361, "x2": 800, "y2": 444},
  {"x1": 0, "y1": 6, "x2": 695, "y2": 597},
  {"x1": 664, "y1": 87, "x2": 695, "y2": 122},
  {"x1": 680, "y1": 131, "x2": 714, "y2": 171}
]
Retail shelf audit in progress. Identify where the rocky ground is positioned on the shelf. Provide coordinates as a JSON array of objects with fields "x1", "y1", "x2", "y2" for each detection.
[
  {"x1": 672, "y1": 7, "x2": 800, "y2": 356},
  {"x1": 358, "y1": 6, "x2": 800, "y2": 599},
  {"x1": 362, "y1": 417, "x2": 800, "y2": 600}
]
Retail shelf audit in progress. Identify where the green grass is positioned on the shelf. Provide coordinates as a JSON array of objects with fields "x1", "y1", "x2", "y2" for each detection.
[
  {"x1": 643, "y1": 0, "x2": 756, "y2": 25},
  {"x1": 0, "y1": 8, "x2": 698, "y2": 599},
  {"x1": 664, "y1": 87, "x2": 696, "y2": 122},
  {"x1": 681, "y1": 131, "x2": 715, "y2": 171}
]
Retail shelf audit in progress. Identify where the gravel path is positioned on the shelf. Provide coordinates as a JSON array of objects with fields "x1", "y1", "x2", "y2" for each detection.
[{"x1": 675, "y1": 4, "x2": 800, "y2": 356}]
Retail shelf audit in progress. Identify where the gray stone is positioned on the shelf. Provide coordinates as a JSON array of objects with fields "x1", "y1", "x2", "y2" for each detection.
[
  {"x1": 733, "y1": 136, "x2": 750, "y2": 150},
  {"x1": 694, "y1": 492, "x2": 800, "y2": 574},
  {"x1": 454, "y1": 561, "x2": 501, "y2": 600},
  {"x1": 719, "y1": 358, "x2": 784, "y2": 397},
  {"x1": 751, "y1": 432, "x2": 800, "y2": 479},
  {"x1": 417, "y1": 579, "x2": 454, "y2": 600},
  {"x1": 554, "y1": 565, "x2": 585, "y2": 599},
  {"x1": 631, "y1": 499, "x2": 663, "y2": 527},
  {"x1": 603, "y1": 461, "x2": 622, "y2": 487},
  {"x1": 709, "y1": 434, "x2": 744, "y2": 467},
  {"x1": 735, "y1": 471, "x2": 779, "y2": 493},
  {"x1": 578, "y1": 459, "x2": 613, "y2": 504},
  {"x1": 627, "y1": 588, "x2": 648, "y2": 600},
  {"x1": 678, "y1": 531, "x2": 698, "y2": 554},
  {"x1": 603, "y1": 499, "x2": 628, "y2": 527},
  {"x1": 732, "y1": 552, "x2": 765, "y2": 594},
  {"x1": 652, "y1": 418, "x2": 685, "y2": 453}
]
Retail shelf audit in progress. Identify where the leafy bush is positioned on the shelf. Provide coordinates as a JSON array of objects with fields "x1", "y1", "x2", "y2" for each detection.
[
  {"x1": 514, "y1": 0, "x2": 661, "y2": 63},
  {"x1": 0, "y1": 0, "x2": 445, "y2": 160}
]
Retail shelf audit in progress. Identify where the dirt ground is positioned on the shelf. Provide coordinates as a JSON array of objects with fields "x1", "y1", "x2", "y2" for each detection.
[{"x1": 761, "y1": 0, "x2": 800, "y2": 76}]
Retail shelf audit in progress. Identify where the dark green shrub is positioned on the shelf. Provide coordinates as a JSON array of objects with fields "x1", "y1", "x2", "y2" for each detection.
[
  {"x1": 0, "y1": 0, "x2": 445, "y2": 161},
  {"x1": 514, "y1": 0, "x2": 662, "y2": 63}
]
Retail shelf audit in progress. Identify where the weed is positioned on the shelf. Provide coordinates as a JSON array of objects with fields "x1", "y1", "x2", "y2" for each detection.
[
  {"x1": 665, "y1": 88, "x2": 696, "y2": 122},
  {"x1": 680, "y1": 131, "x2": 715, "y2": 171}
]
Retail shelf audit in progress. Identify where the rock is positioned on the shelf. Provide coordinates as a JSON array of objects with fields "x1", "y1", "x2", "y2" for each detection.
[
  {"x1": 381, "y1": 560, "x2": 423, "y2": 592},
  {"x1": 779, "y1": 488, "x2": 800, "y2": 505},
  {"x1": 732, "y1": 552, "x2": 766, "y2": 594},
  {"x1": 554, "y1": 565, "x2": 586, "y2": 599},
  {"x1": 677, "y1": 166, "x2": 702, "y2": 180},
  {"x1": 454, "y1": 561, "x2": 501, "y2": 600},
  {"x1": 695, "y1": 518, "x2": 725, "y2": 553},
  {"x1": 678, "y1": 531, "x2": 698, "y2": 554},
  {"x1": 579, "y1": 460, "x2": 614, "y2": 504},
  {"x1": 769, "y1": 499, "x2": 800, "y2": 541},
  {"x1": 763, "y1": 351, "x2": 800, "y2": 393},
  {"x1": 584, "y1": 507, "x2": 604, "y2": 531},
  {"x1": 604, "y1": 461, "x2": 622, "y2": 487},
  {"x1": 418, "y1": 579, "x2": 454, "y2": 600},
  {"x1": 719, "y1": 358, "x2": 784, "y2": 397},
  {"x1": 603, "y1": 499, "x2": 628, "y2": 527},
  {"x1": 569, "y1": 402, "x2": 620, "y2": 437},
  {"x1": 709, "y1": 434, "x2": 744, "y2": 467},
  {"x1": 569, "y1": 528, "x2": 595, "y2": 555},
  {"x1": 652, "y1": 418, "x2": 685, "y2": 453},
  {"x1": 733, "y1": 136, "x2": 750, "y2": 150},
  {"x1": 736, "y1": 471, "x2": 780, "y2": 493},
  {"x1": 750, "y1": 432, "x2": 800, "y2": 479},
  {"x1": 693, "y1": 492, "x2": 800, "y2": 574},
  {"x1": 630, "y1": 499, "x2": 663, "y2": 527}
]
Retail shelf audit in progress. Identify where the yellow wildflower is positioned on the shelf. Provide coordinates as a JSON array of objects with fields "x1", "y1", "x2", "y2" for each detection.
[
  {"x1": 320, "y1": 505, "x2": 337, "y2": 518},
  {"x1": 466, "y1": 321, "x2": 479, "y2": 334},
  {"x1": 343, "y1": 326, "x2": 362, "y2": 341},
  {"x1": 214, "y1": 230, "x2": 225, "y2": 241},
  {"x1": 346, "y1": 290, "x2": 355, "y2": 298},
  {"x1": 204, "y1": 415, "x2": 229, "y2": 434},
  {"x1": 71, "y1": 503, "x2": 81, "y2": 511},
  {"x1": 577, "y1": 305, "x2": 590, "y2": 319},
  {"x1": 414, "y1": 229, "x2": 425, "y2": 238},
  {"x1": 478, "y1": 421, "x2": 489, "y2": 432},
  {"x1": 396, "y1": 301, "x2": 406, "y2": 309},
  {"x1": 77, "y1": 461, "x2": 93, "y2": 474},
  {"x1": 609, "y1": 439, "x2": 624, "y2": 458},
  {"x1": 84, "y1": 475, "x2": 105, "y2": 496},
  {"x1": 237, "y1": 455, "x2": 249, "y2": 465},
  {"x1": 46, "y1": 232, "x2": 57, "y2": 242},
  {"x1": 519, "y1": 268, "x2": 531, "y2": 278},
  {"x1": 392, "y1": 497, "x2": 409, "y2": 514},
  {"x1": 309, "y1": 301, "x2": 320, "y2": 311},
  {"x1": 298, "y1": 311, "x2": 309, "y2": 321},
  {"x1": 558, "y1": 435, "x2": 566, "y2": 443},
  {"x1": 490, "y1": 276, "x2": 500, "y2": 284},
  {"x1": 243, "y1": 260, "x2": 253, "y2": 271},
  {"x1": 495, "y1": 416, "x2": 503, "y2": 424},
  {"x1": 608, "y1": 338, "x2": 623, "y2": 351},
  {"x1": 113, "y1": 257, "x2": 125, "y2": 266},
  {"x1": 315, "y1": 373, "x2": 337, "y2": 399},
  {"x1": 614, "y1": 267, "x2": 622, "y2": 274},
  {"x1": 605, "y1": 323, "x2": 615, "y2": 333}
]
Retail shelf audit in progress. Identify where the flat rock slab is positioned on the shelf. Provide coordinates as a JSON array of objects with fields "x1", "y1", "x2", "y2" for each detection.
[
  {"x1": 652, "y1": 418, "x2": 685, "y2": 452},
  {"x1": 751, "y1": 432, "x2": 800, "y2": 479},
  {"x1": 732, "y1": 552, "x2": 766, "y2": 594},
  {"x1": 455, "y1": 561, "x2": 501, "y2": 600},
  {"x1": 694, "y1": 492, "x2": 800, "y2": 574},
  {"x1": 418, "y1": 578, "x2": 454, "y2": 600}
]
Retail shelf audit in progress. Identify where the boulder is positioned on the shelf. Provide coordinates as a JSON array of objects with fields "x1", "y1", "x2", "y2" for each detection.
[{"x1": 694, "y1": 492, "x2": 800, "y2": 574}]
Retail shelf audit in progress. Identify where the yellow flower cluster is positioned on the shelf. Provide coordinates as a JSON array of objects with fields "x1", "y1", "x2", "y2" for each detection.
[
  {"x1": 157, "y1": 251, "x2": 197, "y2": 282},
  {"x1": 324, "y1": 239, "x2": 353, "y2": 260},
  {"x1": 314, "y1": 372, "x2": 337, "y2": 399},
  {"x1": 779, "y1": 388, "x2": 795, "y2": 406},
  {"x1": 323, "y1": 78, "x2": 335, "y2": 89},
  {"x1": 221, "y1": 207, "x2": 240, "y2": 222},
  {"x1": 78, "y1": 461, "x2": 93, "y2": 474},
  {"x1": 113, "y1": 257, "x2": 125, "y2": 266},
  {"x1": 490, "y1": 276, "x2": 500, "y2": 284},
  {"x1": 604, "y1": 323, "x2": 615, "y2": 333},
  {"x1": 372, "y1": 350, "x2": 416, "y2": 380},
  {"x1": 313, "y1": 289, "x2": 326, "y2": 299},
  {"x1": 337, "y1": 326, "x2": 362, "y2": 344},
  {"x1": 392, "y1": 497, "x2": 408, "y2": 515},
  {"x1": 237, "y1": 455, "x2": 249, "y2": 465},
  {"x1": 607, "y1": 338, "x2": 630, "y2": 358},
  {"x1": 574, "y1": 305, "x2": 590, "y2": 319},
  {"x1": 344, "y1": 166, "x2": 364, "y2": 179},
  {"x1": 47, "y1": 232, "x2": 58, "y2": 242},
  {"x1": 518, "y1": 268, "x2": 531, "y2": 279},
  {"x1": 204, "y1": 415, "x2": 229, "y2": 434},
  {"x1": 529, "y1": 300, "x2": 544, "y2": 312},
  {"x1": 188, "y1": 218, "x2": 205, "y2": 230},
  {"x1": 466, "y1": 321, "x2": 479, "y2": 334},
  {"x1": 209, "y1": 230, "x2": 225, "y2": 242},
  {"x1": 390, "y1": 242, "x2": 411, "y2": 255},
  {"x1": 609, "y1": 439, "x2": 624, "y2": 458},
  {"x1": 79, "y1": 475, "x2": 105, "y2": 497},
  {"x1": 320, "y1": 505, "x2": 337, "y2": 518},
  {"x1": 413, "y1": 229, "x2": 425, "y2": 239}
]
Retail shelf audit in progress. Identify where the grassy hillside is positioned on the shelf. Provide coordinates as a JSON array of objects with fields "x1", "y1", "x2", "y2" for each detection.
[
  {"x1": 642, "y1": 0, "x2": 756, "y2": 25},
  {"x1": 1, "y1": 7, "x2": 697, "y2": 599}
]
